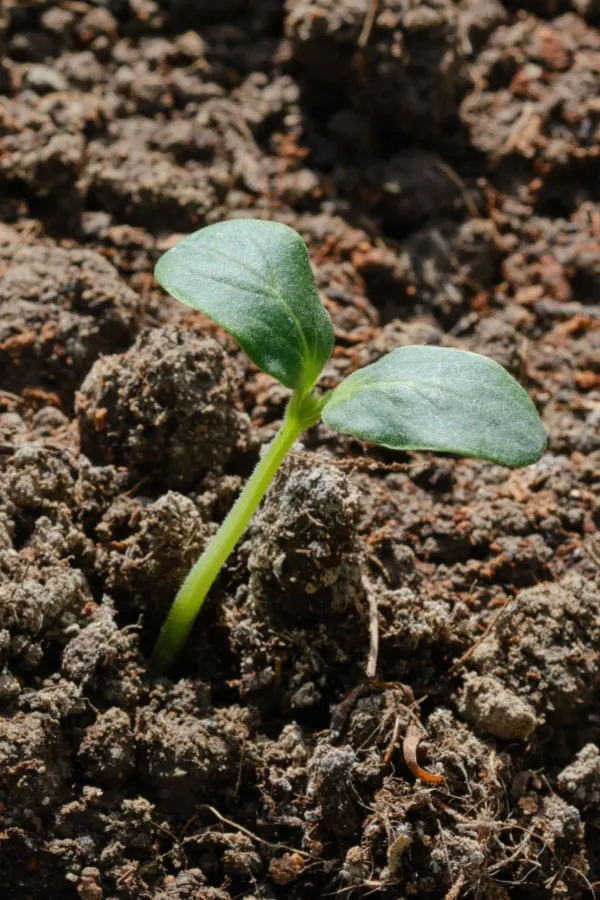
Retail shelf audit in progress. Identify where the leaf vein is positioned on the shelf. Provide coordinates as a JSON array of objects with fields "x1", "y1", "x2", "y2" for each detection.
[{"x1": 245, "y1": 232, "x2": 312, "y2": 386}]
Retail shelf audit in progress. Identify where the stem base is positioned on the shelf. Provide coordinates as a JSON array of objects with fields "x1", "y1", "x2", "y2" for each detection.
[{"x1": 151, "y1": 400, "x2": 309, "y2": 670}]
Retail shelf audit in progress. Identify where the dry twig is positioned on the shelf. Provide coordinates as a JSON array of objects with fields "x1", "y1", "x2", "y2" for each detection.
[
  {"x1": 363, "y1": 574, "x2": 380, "y2": 679},
  {"x1": 199, "y1": 805, "x2": 313, "y2": 859},
  {"x1": 357, "y1": 0, "x2": 380, "y2": 49},
  {"x1": 449, "y1": 593, "x2": 515, "y2": 673}
]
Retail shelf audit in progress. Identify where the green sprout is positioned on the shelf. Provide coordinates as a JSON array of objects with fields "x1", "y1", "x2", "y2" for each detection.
[{"x1": 151, "y1": 219, "x2": 547, "y2": 670}]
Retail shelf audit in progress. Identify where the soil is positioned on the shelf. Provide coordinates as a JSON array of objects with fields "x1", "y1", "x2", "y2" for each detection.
[{"x1": 0, "y1": 1, "x2": 599, "y2": 899}]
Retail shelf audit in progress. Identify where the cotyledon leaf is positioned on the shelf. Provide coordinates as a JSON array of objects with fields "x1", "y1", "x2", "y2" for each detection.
[
  {"x1": 322, "y1": 345, "x2": 547, "y2": 466},
  {"x1": 154, "y1": 219, "x2": 334, "y2": 393}
]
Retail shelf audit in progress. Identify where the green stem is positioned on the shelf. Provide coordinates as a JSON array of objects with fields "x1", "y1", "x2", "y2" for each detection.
[{"x1": 151, "y1": 399, "x2": 310, "y2": 671}]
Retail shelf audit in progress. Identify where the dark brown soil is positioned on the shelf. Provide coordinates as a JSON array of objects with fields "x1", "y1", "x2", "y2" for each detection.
[{"x1": 1, "y1": 2, "x2": 599, "y2": 899}]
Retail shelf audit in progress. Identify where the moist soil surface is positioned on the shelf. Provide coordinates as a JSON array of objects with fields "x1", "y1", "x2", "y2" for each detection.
[{"x1": 1, "y1": 2, "x2": 600, "y2": 899}]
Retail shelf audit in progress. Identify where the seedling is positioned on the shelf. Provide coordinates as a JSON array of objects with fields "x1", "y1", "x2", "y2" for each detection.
[{"x1": 151, "y1": 219, "x2": 546, "y2": 670}]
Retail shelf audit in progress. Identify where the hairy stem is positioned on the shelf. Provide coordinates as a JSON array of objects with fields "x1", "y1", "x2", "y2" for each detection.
[{"x1": 151, "y1": 398, "x2": 311, "y2": 671}]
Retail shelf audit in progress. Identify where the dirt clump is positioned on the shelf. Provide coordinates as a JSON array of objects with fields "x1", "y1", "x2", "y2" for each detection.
[
  {"x1": 0, "y1": 244, "x2": 144, "y2": 404},
  {"x1": 248, "y1": 455, "x2": 362, "y2": 612},
  {"x1": 285, "y1": 0, "x2": 466, "y2": 135},
  {"x1": 76, "y1": 325, "x2": 252, "y2": 490},
  {"x1": 558, "y1": 743, "x2": 600, "y2": 809},
  {"x1": 78, "y1": 707, "x2": 135, "y2": 788},
  {"x1": 226, "y1": 455, "x2": 367, "y2": 703},
  {"x1": 84, "y1": 145, "x2": 221, "y2": 231},
  {"x1": 458, "y1": 672, "x2": 538, "y2": 738},
  {"x1": 95, "y1": 491, "x2": 215, "y2": 625},
  {"x1": 461, "y1": 12, "x2": 600, "y2": 169},
  {"x1": 464, "y1": 574, "x2": 600, "y2": 724},
  {"x1": 0, "y1": 711, "x2": 70, "y2": 817},
  {"x1": 136, "y1": 680, "x2": 249, "y2": 814}
]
